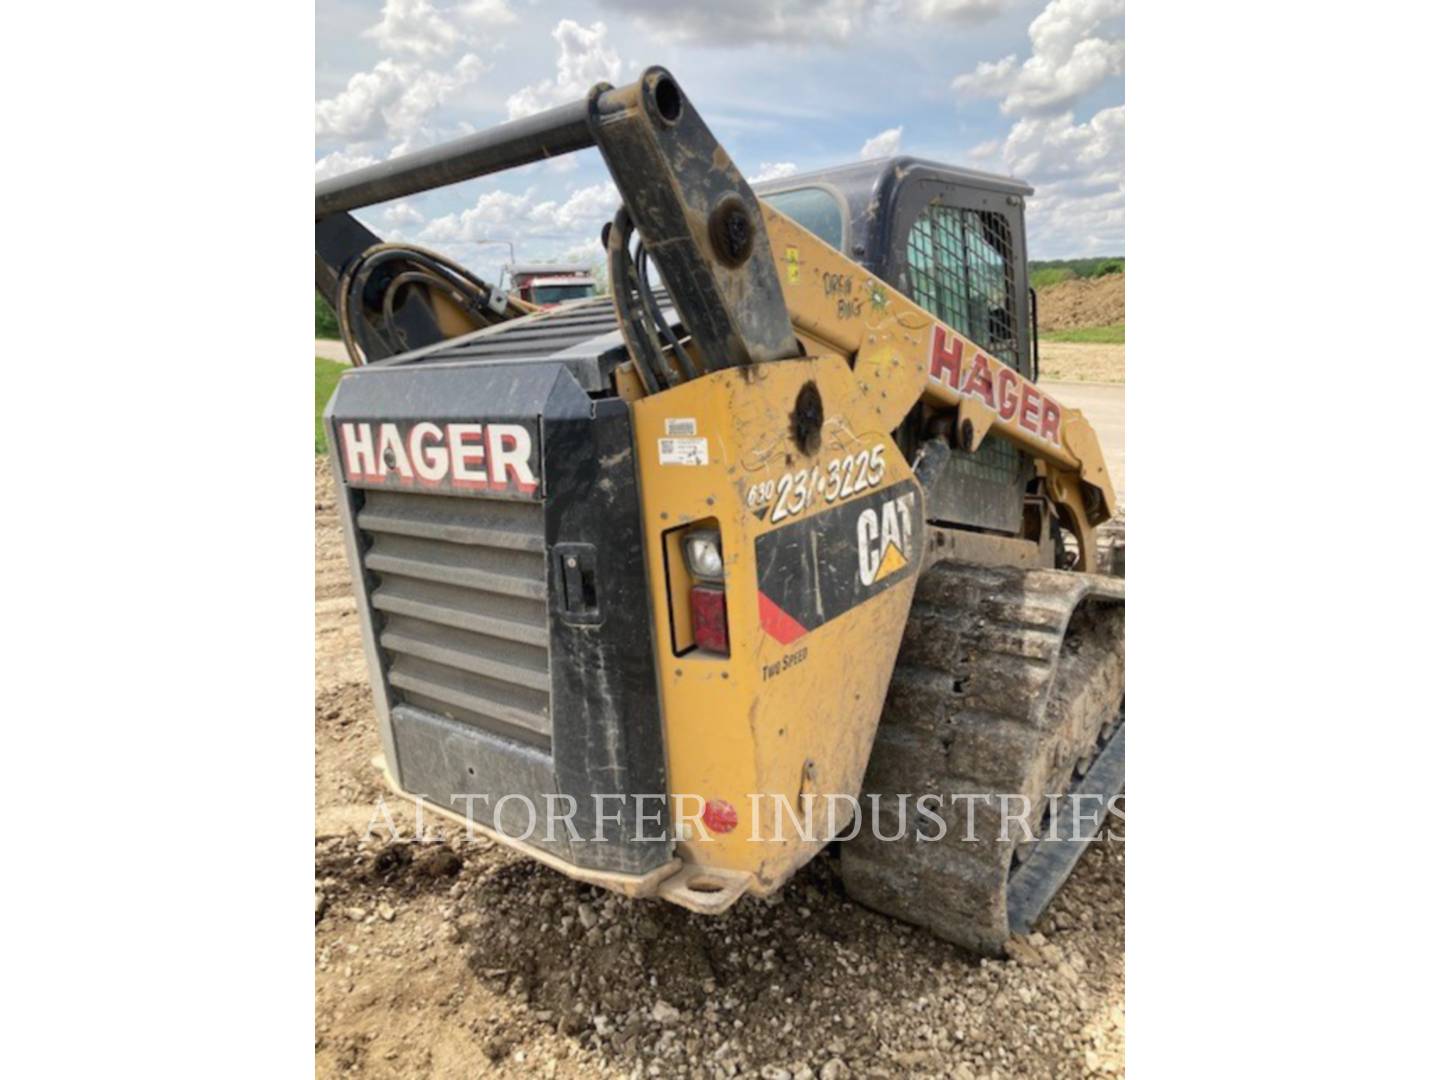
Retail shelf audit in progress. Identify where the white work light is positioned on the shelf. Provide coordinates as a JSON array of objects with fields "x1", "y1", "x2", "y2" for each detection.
[{"x1": 684, "y1": 529, "x2": 724, "y2": 581}]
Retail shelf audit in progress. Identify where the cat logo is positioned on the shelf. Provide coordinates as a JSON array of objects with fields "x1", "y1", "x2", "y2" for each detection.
[{"x1": 857, "y1": 491, "x2": 916, "y2": 587}]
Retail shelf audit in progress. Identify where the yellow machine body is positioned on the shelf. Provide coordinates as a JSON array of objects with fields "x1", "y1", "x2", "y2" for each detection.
[
  {"x1": 630, "y1": 355, "x2": 920, "y2": 901},
  {"x1": 318, "y1": 67, "x2": 1121, "y2": 920},
  {"x1": 624, "y1": 206, "x2": 1117, "y2": 905}
]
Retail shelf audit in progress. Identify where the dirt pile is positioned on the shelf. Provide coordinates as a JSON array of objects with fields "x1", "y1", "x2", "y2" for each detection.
[
  {"x1": 313, "y1": 465, "x2": 1126, "y2": 1078},
  {"x1": 1035, "y1": 275, "x2": 1125, "y2": 332}
]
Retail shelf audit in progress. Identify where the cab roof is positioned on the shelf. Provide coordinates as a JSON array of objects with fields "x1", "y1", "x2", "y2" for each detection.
[
  {"x1": 753, "y1": 156, "x2": 1032, "y2": 204},
  {"x1": 752, "y1": 155, "x2": 1033, "y2": 277}
]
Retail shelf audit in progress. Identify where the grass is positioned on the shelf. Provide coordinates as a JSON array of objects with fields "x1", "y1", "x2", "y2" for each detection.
[
  {"x1": 316, "y1": 357, "x2": 347, "y2": 454},
  {"x1": 1040, "y1": 323, "x2": 1125, "y2": 345},
  {"x1": 316, "y1": 291, "x2": 340, "y2": 340},
  {"x1": 1030, "y1": 267, "x2": 1077, "y2": 289},
  {"x1": 1029, "y1": 256, "x2": 1124, "y2": 284}
]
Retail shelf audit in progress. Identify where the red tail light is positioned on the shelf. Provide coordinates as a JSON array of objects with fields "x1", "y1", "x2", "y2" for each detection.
[{"x1": 689, "y1": 585, "x2": 729, "y2": 655}]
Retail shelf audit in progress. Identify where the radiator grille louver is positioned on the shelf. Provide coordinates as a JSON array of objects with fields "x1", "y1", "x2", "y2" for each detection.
[{"x1": 356, "y1": 489, "x2": 551, "y2": 748}]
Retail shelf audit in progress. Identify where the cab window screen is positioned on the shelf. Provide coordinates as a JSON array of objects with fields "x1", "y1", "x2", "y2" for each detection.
[
  {"x1": 905, "y1": 206, "x2": 1020, "y2": 370},
  {"x1": 760, "y1": 187, "x2": 845, "y2": 250}
]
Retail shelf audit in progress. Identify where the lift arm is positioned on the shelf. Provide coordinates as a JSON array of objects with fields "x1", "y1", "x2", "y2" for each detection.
[
  {"x1": 317, "y1": 67, "x2": 798, "y2": 373},
  {"x1": 760, "y1": 209, "x2": 1118, "y2": 569},
  {"x1": 314, "y1": 66, "x2": 1116, "y2": 565}
]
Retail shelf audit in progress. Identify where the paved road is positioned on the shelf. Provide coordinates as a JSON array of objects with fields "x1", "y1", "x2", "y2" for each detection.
[
  {"x1": 314, "y1": 340, "x2": 1125, "y2": 502},
  {"x1": 315, "y1": 339, "x2": 348, "y2": 364},
  {"x1": 1043, "y1": 379, "x2": 1125, "y2": 505}
]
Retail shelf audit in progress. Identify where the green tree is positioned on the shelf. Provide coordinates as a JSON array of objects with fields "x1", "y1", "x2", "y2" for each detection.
[{"x1": 316, "y1": 290, "x2": 340, "y2": 339}]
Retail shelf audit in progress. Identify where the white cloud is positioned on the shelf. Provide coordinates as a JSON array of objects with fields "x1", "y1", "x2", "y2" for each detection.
[
  {"x1": 859, "y1": 126, "x2": 903, "y2": 160},
  {"x1": 419, "y1": 183, "x2": 620, "y2": 245},
  {"x1": 364, "y1": 0, "x2": 461, "y2": 57},
  {"x1": 457, "y1": 0, "x2": 518, "y2": 25},
  {"x1": 948, "y1": 0, "x2": 1125, "y2": 255},
  {"x1": 749, "y1": 162, "x2": 799, "y2": 182},
  {"x1": 907, "y1": 0, "x2": 1009, "y2": 18},
  {"x1": 988, "y1": 105, "x2": 1123, "y2": 186},
  {"x1": 505, "y1": 21, "x2": 621, "y2": 120},
  {"x1": 970, "y1": 105, "x2": 1124, "y2": 255},
  {"x1": 383, "y1": 201, "x2": 427, "y2": 229},
  {"x1": 560, "y1": 239, "x2": 606, "y2": 266},
  {"x1": 314, "y1": 147, "x2": 379, "y2": 181},
  {"x1": 528, "y1": 183, "x2": 619, "y2": 232},
  {"x1": 594, "y1": 0, "x2": 1006, "y2": 47},
  {"x1": 953, "y1": 0, "x2": 1123, "y2": 115},
  {"x1": 1026, "y1": 184, "x2": 1123, "y2": 255},
  {"x1": 315, "y1": 53, "x2": 488, "y2": 140},
  {"x1": 421, "y1": 190, "x2": 532, "y2": 241},
  {"x1": 596, "y1": 0, "x2": 864, "y2": 46},
  {"x1": 363, "y1": 0, "x2": 517, "y2": 57}
]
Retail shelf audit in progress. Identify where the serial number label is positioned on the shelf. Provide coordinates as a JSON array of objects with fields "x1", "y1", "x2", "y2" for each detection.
[
  {"x1": 659, "y1": 436, "x2": 709, "y2": 466},
  {"x1": 745, "y1": 443, "x2": 886, "y2": 524},
  {"x1": 762, "y1": 646, "x2": 808, "y2": 681}
]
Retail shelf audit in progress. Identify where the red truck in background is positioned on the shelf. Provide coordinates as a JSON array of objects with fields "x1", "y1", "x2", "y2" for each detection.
[{"x1": 506, "y1": 263, "x2": 598, "y2": 308}]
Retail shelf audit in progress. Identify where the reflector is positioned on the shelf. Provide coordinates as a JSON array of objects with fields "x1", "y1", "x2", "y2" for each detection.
[{"x1": 689, "y1": 585, "x2": 729, "y2": 655}]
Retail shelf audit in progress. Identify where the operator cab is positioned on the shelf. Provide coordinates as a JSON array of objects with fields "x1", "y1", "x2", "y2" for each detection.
[
  {"x1": 757, "y1": 157, "x2": 1039, "y2": 537},
  {"x1": 755, "y1": 156, "x2": 1035, "y2": 380}
]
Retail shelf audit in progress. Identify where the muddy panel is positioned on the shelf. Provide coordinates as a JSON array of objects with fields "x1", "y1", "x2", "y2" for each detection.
[{"x1": 392, "y1": 705, "x2": 569, "y2": 859}]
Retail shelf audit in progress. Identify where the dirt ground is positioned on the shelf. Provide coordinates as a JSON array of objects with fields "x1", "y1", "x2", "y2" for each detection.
[
  {"x1": 1038, "y1": 342, "x2": 1124, "y2": 384},
  {"x1": 1034, "y1": 276, "x2": 1124, "y2": 334},
  {"x1": 314, "y1": 461, "x2": 1126, "y2": 1078}
]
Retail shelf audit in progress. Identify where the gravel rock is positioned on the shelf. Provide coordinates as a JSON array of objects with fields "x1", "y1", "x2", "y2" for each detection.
[
  {"x1": 1006, "y1": 936, "x2": 1045, "y2": 966},
  {"x1": 414, "y1": 846, "x2": 462, "y2": 879}
]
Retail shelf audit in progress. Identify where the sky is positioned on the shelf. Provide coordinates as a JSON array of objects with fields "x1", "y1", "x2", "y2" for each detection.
[{"x1": 316, "y1": 0, "x2": 1124, "y2": 282}]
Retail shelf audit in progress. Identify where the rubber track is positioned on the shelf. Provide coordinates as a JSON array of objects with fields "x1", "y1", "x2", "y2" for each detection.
[{"x1": 840, "y1": 561, "x2": 1124, "y2": 955}]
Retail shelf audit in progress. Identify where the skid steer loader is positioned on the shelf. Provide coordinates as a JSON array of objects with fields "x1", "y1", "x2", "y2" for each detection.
[{"x1": 315, "y1": 68, "x2": 1124, "y2": 956}]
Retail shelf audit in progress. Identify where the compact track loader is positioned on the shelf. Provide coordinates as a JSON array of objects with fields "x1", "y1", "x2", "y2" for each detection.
[{"x1": 316, "y1": 68, "x2": 1124, "y2": 955}]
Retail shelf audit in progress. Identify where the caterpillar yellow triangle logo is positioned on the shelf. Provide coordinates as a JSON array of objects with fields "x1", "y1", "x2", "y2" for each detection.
[
  {"x1": 858, "y1": 491, "x2": 917, "y2": 587},
  {"x1": 873, "y1": 537, "x2": 909, "y2": 583}
]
